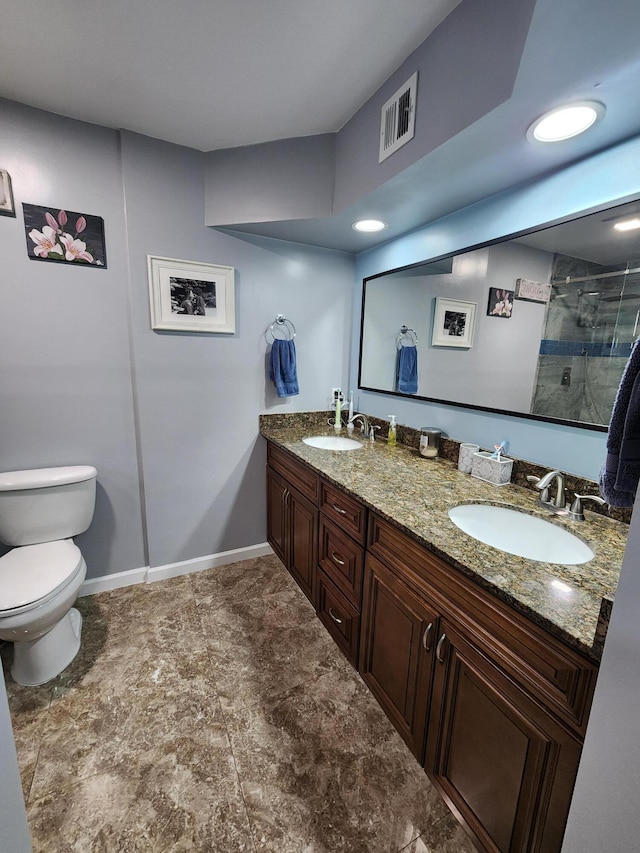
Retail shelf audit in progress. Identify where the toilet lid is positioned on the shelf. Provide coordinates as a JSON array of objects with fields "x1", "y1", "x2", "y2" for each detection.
[{"x1": 0, "y1": 540, "x2": 83, "y2": 611}]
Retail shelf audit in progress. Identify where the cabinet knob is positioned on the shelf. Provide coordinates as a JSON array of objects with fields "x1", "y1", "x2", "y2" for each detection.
[
  {"x1": 436, "y1": 633, "x2": 447, "y2": 664},
  {"x1": 328, "y1": 607, "x2": 343, "y2": 625},
  {"x1": 332, "y1": 504, "x2": 348, "y2": 516},
  {"x1": 422, "y1": 622, "x2": 434, "y2": 652},
  {"x1": 331, "y1": 551, "x2": 346, "y2": 566}
]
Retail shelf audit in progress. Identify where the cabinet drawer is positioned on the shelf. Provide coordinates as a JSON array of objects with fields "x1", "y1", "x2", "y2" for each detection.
[
  {"x1": 267, "y1": 443, "x2": 319, "y2": 505},
  {"x1": 318, "y1": 515, "x2": 364, "y2": 608},
  {"x1": 316, "y1": 571, "x2": 360, "y2": 666},
  {"x1": 369, "y1": 513, "x2": 597, "y2": 734},
  {"x1": 320, "y1": 480, "x2": 367, "y2": 543}
]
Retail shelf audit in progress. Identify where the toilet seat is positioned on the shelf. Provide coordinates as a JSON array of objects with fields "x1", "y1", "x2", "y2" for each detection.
[{"x1": 0, "y1": 540, "x2": 84, "y2": 616}]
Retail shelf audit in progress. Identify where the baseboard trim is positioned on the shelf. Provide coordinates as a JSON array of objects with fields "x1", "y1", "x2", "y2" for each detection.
[
  {"x1": 79, "y1": 567, "x2": 148, "y2": 597},
  {"x1": 79, "y1": 542, "x2": 274, "y2": 597},
  {"x1": 146, "y1": 542, "x2": 274, "y2": 583}
]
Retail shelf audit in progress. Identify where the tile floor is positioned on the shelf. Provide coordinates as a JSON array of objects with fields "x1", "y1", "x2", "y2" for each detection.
[{"x1": 2, "y1": 554, "x2": 477, "y2": 852}]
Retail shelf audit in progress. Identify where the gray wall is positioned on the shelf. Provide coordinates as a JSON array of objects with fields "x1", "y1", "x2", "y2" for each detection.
[
  {"x1": 0, "y1": 100, "x2": 146, "y2": 578},
  {"x1": 0, "y1": 100, "x2": 355, "y2": 577},
  {"x1": 561, "y1": 486, "x2": 640, "y2": 851},
  {"x1": 0, "y1": 670, "x2": 31, "y2": 850},
  {"x1": 202, "y1": 0, "x2": 536, "y2": 231},
  {"x1": 122, "y1": 130, "x2": 353, "y2": 567},
  {"x1": 333, "y1": 0, "x2": 536, "y2": 213},
  {"x1": 205, "y1": 134, "x2": 335, "y2": 226}
]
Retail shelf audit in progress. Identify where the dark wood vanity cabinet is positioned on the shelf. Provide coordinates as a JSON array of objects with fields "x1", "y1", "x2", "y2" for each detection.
[
  {"x1": 366, "y1": 513, "x2": 597, "y2": 853},
  {"x1": 426, "y1": 618, "x2": 583, "y2": 853},
  {"x1": 359, "y1": 552, "x2": 437, "y2": 760},
  {"x1": 266, "y1": 444, "x2": 319, "y2": 606},
  {"x1": 316, "y1": 481, "x2": 366, "y2": 666},
  {"x1": 264, "y1": 440, "x2": 598, "y2": 853}
]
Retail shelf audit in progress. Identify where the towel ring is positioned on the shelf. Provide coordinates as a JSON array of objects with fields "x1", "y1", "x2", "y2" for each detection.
[
  {"x1": 396, "y1": 325, "x2": 418, "y2": 349},
  {"x1": 266, "y1": 314, "x2": 296, "y2": 343}
]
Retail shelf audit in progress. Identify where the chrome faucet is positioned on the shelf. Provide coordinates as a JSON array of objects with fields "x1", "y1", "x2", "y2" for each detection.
[
  {"x1": 527, "y1": 470, "x2": 567, "y2": 513},
  {"x1": 567, "y1": 493, "x2": 606, "y2": 521},
  {"x1": 348, "y1": 413, "x2": 370, "y2": 436}
]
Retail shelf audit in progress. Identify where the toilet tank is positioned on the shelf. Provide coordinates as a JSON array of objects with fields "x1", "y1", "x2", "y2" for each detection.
[{"x1": 0, "y1": 466, "x2": 97, "y2": 546}]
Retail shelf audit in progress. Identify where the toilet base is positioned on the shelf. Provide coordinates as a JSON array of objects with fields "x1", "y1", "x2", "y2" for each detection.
[{"x1": 11, "y1": 607, "x2": 83, "y2": 686}]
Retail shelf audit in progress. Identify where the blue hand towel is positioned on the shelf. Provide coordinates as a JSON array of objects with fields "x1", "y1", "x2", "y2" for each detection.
[
  {"x1": 599, "y1": 338, "x2": 640, "y2": 506},
  {"x1": 396, "y1": 344, "x2": 418, "y2": 394},
  {"x1": 269, "y1": 338, "x2": 299, "y2": 398}
]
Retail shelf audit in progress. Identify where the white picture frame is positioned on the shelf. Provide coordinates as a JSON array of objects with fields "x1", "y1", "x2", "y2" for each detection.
[
  {"x1": 0, "y1": 170, "x2": 15, "y2": 217},
  {"x1": 147, "y1": 255, "x2": 236, "y2": 334},
  {"x1": 432, "y1": 297, "x2": 476, "y2": 348}
]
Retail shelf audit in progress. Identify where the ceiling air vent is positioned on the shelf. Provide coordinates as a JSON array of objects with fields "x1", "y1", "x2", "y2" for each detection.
[{"x1": 379, "y1": 72, "x2": 418, "y2": 163}]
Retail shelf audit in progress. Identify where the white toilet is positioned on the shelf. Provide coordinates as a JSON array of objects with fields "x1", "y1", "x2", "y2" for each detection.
[{"x1": 0, "y1": 465, "x2": 97, "y2": 686}]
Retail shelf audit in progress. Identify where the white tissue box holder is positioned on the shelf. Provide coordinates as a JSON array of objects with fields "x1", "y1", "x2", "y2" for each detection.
[{"x1": 471, "y1": 451, "x2": 513, "y2": 486}]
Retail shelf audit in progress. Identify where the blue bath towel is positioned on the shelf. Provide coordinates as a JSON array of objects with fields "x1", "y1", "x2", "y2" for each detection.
[
  {"x1": 269, "y1": 338, "x2": 299, "y2": 397},
  {"x1": 396, "y1": 345, "x2": 418, "y2": 394},
  {"x1": 600, "y1": 338, "x2": 640, "y2": 506}
]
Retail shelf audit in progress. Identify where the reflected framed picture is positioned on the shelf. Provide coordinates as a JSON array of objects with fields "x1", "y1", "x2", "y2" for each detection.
[
  {"x1": 147, "y1": 255, "x2": 236, "y2": 334},
  {"x1": 487, "y1": 287, "x2": 514, "y2": 318},
  {"x1": 0, "y1": 170, "x2": 16, "y2": 217},
  {"x1": 432, "y1": 297, "x2": 476, "y2": 348}
]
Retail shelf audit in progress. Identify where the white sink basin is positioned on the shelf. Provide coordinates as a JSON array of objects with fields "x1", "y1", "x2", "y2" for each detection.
[
  {"x1": 448, "y1": 503, "x2": 594, "y2": 565},
  {"x1": 303, "y1": 435, "x2": 363, "y2": 451}
]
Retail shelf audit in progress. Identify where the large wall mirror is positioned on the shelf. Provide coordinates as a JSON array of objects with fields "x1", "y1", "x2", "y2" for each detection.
[{"x1": 359, "y1": 199, "x2": 640, "y2": 431}]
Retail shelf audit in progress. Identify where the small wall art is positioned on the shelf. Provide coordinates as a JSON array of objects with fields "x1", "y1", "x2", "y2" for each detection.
[
  {"x1": 147, "y1": 255, "x2": 236, "y2": 334},
  {"x1": 23, "y1": 204, "x2": 106, "y2": 267},
  {"x1": 432, "y1": 297, "x2": 476, "y2": 348},
  {"x1": 487, "y1": 287, "x2": 514, "y2": 318},
  {"x1": 514, "y1": 277, "x2": 551, "y2": 303},
  {"x1": 0, "y1": 170, "x2": 15, "y2": 217}
]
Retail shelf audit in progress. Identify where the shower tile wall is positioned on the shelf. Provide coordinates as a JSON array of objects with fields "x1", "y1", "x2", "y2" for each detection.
[{"x1": 532, "y1": 254, "x2": 640, "y2": 424}]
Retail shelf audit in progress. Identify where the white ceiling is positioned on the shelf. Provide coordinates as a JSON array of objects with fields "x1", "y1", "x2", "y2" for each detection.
[
  {"x1": 0, "y1": 0, "x2": 461, "y2": 151},
  {"x1": 2, "y1": 1, "x2": 640, "y2": 253}
]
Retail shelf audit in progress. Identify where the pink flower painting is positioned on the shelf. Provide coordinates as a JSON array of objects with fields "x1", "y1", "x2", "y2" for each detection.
[
  {"x1": 28, "y1": 225, "x2": 64, "y2": 259},
  {"x1": 23, "y1": 204, "x2": 106, "y2": 268},
  {"x1": 487, "y1": 287, "x2": 514, "y2": 318}
]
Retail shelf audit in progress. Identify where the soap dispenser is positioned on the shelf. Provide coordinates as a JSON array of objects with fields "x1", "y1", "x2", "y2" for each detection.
[{"x1": 387, "y1": 415, "x2": 397, "y2": 447}]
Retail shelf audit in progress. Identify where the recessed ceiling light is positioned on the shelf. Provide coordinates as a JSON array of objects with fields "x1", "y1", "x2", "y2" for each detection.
[
  {"x1": 614, "y1": 218, "x2": 640, "y2": 232},
  {"x1": 526, "y1": 101, "x2": 605, "y2": 143},
  {"x1": 352, "y1": 219, "x2": 387, "y2": 233}
]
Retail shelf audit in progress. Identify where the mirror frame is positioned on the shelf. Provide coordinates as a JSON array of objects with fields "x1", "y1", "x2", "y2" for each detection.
[{"x1": 355, "y1": 210, "x2": 637, "y2": 434}]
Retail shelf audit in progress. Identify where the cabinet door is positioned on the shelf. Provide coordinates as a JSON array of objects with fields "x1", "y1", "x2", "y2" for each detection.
[
  {"x1": 266, "y1": 466, "x2": 288, "y2": 564},
  {"x1": 426, "y1": 620, "x2": 582, "y2": 853},
  {"x1": 288, "y1": 487, "x2": 317, "y2": 606},
  {"x1": 359, "y1": 554, "x2": 437, "y2": 761}
]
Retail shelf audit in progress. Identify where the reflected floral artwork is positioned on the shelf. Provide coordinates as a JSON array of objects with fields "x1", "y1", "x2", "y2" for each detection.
[
  {"x1": 487, "y1": 287, "x2": 514, "y2": 318},
  {"x1": 23, "y1": 204, "x2": 106, "y2": 268}
]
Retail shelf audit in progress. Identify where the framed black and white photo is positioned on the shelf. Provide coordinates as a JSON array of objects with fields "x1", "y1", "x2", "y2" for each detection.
[
  {"x1": 147, "y1": 255, "x2": 236, "y2": 334},
  {"x1": 432, "y1": 297, "x2": 476, "y2": 348},
  {"x1": 0, "y1": 170, "x2": 16, "y2": 217}
]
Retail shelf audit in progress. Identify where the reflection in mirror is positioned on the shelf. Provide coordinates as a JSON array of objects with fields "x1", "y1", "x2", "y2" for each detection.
[{"x1": 359, "y1": 199, "x2": 640, "y2": 429}]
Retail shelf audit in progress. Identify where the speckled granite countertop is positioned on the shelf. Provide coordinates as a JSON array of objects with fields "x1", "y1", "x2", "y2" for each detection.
[{"x1": 260, "y1": 415, "x2": 627, "y2": 663}]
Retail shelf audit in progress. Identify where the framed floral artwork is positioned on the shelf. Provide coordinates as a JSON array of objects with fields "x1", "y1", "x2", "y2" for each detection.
[
  {"x1": 147, "y1": 255, "x2": 236, "y2": 334},
  {"x1": 23, "y1": 204, "x2": 106, "y2": 267},
  {"x1": 432, "y1": 297, "x2": 476, "y2": 348},
  {"x1": 0, "y1": 170, "x2": 15, "y2": 217},
  {"x1": 487, "y1": 287, "x2": 514, "y2": 318}
]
